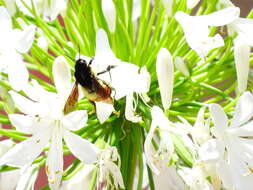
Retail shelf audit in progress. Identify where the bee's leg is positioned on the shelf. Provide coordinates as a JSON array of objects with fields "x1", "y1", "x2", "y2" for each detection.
[
  {"x1": 89, "y1": 101, "x2": 96, "y2": 114},
  {"x1": 97, "y1": 65, "x2": 116, "y2": 78},
  {"x1": 89, "y1": 57, "x2": 94, "y2": 66},
  {"x1": 110, "y1": 86, "x2": 116, "y2": 100}
]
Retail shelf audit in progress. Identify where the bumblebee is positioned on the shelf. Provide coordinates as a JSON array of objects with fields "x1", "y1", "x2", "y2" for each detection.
[{"x1": 64, "y1": 58, "x2": 115, "y2": 114}]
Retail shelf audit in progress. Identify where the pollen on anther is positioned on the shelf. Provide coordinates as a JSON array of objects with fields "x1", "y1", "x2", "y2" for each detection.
[{"x1": 45, "y1": 165, "x2": 50, "y2": 175}]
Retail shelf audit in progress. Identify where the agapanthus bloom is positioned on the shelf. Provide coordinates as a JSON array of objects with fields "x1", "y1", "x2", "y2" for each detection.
[
  {"x1": 78, "y1": 29, "x2": 150, "y2": 123},
  {"x1": 0, "y1": 56, "x2": 98, "y2": 190},
  {"x1": 175, "y1": 7, "x2": 240, "y2": 58},
  {"x1": 0, "y1": 6, "x2": 35, "y2": 91},
  {"x1": 200, "y1": 92, "x2": 253, "y2": 190}
]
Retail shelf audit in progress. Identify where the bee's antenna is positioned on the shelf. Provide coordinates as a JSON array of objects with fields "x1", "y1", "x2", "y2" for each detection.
[{"x1": 78, "y1": 45, "x2": 80, "y2": 60}]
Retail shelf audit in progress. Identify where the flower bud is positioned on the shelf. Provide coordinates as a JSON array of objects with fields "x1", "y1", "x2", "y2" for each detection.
[
  {"x1": 234, "y1": 35, "x2": 250, "y2": 93},
  {"x1": 156, "y1": 48, "x2": 174, "y2": 110}
]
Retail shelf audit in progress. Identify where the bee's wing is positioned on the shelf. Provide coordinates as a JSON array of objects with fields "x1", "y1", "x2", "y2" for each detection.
[{"x1": 63, "y1": 82, "x2": 79, "y2": 114}]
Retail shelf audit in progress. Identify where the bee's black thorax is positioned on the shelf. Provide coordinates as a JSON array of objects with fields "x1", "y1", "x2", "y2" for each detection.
[{"x1": 74, "y1": 59, "x2": 94, "y2": 89}]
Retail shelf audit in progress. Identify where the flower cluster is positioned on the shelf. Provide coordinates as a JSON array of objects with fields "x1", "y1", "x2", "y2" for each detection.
[{"x1": 0, "y1": 0, "x2": 252, "y2": 190}]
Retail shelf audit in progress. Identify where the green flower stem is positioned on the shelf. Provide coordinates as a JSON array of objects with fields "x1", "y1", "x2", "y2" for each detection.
[
  {"x1": 62, "y1": 161, "x2": 82, "y2": 180},
  {"x1": 147, "y1": 166, "x2": 155, "y2": 190},
  {"x1": 0, "y1": 128, "x2": 27, "y2": 141},
  {"x1": 197, "y1": 82, "x2": 233, "y2": 101}
]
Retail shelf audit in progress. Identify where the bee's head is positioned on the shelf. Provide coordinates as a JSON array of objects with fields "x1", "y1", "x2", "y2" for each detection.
[{"x1": 74, "y1": 58, "x2": 92, "y2": 86}]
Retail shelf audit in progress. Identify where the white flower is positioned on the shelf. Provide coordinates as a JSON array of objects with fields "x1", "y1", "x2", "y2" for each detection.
[
  {"x1": 156, "y1": 48, "x2": 174, "y2": 110},
  {"x1": 200, "y1": 91, "x2": 253, "y2": 190},
  {"x1": 97, "y1": 147, "x2": 124, "y2": 189},
  {"x1": 175, "y1": 7, "x2": 240, "y2": 58},
  {"x1": 144, "y1": 106, "x2": 175, "y2": 175},
  {"x1": 102, "y1": 0, "x2": 116, "y2": 33},
  {"x1": 60, "y1": 165, "x2": 95, "y2": 190},
  {"x1": 229, "y1": 18, "x2": 253, "y2": 93},
  {"x1": 0, "y1": 6, "x2": 35, "y2": 91},
  {"x1": 0, "y1": 56, "x2": 98, "y2": 190},
  {"x1": 78, "y1": 29, "x2": 150, "y2": 123},
  {"x1": 16, "y1": 0, "x2": 67, "y2": 20}
]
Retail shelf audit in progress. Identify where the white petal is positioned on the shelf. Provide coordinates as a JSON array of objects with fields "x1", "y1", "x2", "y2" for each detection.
[
  {"x1": 46, "y1": 127, "x2": 63, "y2": 190},
  {"x1": 14, "y1": 25, "x2": 35, "y2": 53},
  {"x1": 216, "y1": 161, "x2": 234, "y2": 190},
  {"x1": 95, "y1": 102, "x2": 114, "y2": 124},
  {"x1": 174, "y1": 56, "x2": 190, "y2": 77},
  {"x1": 231, "y1": 91, "x2": 253, "y2": 127},
  {"x1": 125, "y1": 93, "x2": 142, "y2": 123},
  {"x1": 16, "y1": 164, "x2": 39, "y2": 190},
  {"x1": 156, "y1": 48, "x2": 174, "y2": 110},
  {"x1": 151, "y1": 106, "x2": 171, "y2": 131},
  {"x1": 134, "y1": 67, "x2": 151, "y2": 93},
  {"x1": 62, "y1": 110, "x2": 88, "y2": 131},
  {"x1": 198, "y1": 139, "x2": 224, "y2": 162},
  {"x1": 0, "y1": 169, "x2": 21, "y2": 190},
  {"x1": 0, "y1": 140, "x2": 14, "y2": 157},
  {"x1": 144, "y1": 120, "x2": 160, "y2": 175},
  {"x1": 187, "y1": 0, "x2": 200, "y2": 9},
  {"x1": 0, "y1": 134, "x2": 50, "y2": 167},
  {"x1": 232, "y1": 18, "x2": 253, "y2": 46},
  {"x1": 175, "y1": 10, "x2": 231, "y2": 58},
  {"x1": 63, "y1": 130, "x2": 98, "y2": 164},
  {"x1": 159, "y1": 131, "x2": 174, "y2": 160},
  {"x1": 161, "y1": 0, "x2": 173, "y2": 17},
  {"x1": 108, "y1": 62, "x2": 139, "y2": 99},
  {"x1": 102, "y1": 0, "x2": 116, "y2": 32},
  {"x1": 233, "y1": 35, "x2": 250, "y2": 93},
  {"x1": 9, "y1": 90, "x2": 42, "y2": 116},
  {"x1": 60, "y1": 165, "x2": 95, "y2": 190},
  {"x1": 22, "y1": 79, "x2": 50, "y2": 102},
  {"x1": 53, "y1": 56, "x2": 72, "y2": 98},
  {"x1": 154, "y1": 165, "x2": 186, "y2": 190},
  {"x1": 8, "y1": 114, "x2": 33, "y2": 134},
  {"x1": 8, "y1": 60, "x2": 29, "y2": 91},
  {"x1": 209, "y1": 103, "x2": 228, "y2": 137},
  {"x1": 192, "y1": 107, "x2": 210, "y2": 144},
  {"x1": 0, "y1": 6, "x2": 11, "y2": 32},
  {"x1": 228, "y1": 151, "x2": 253, "y2": 190},
  {"x1": 199, "y1": 7, "x2": 240, "y2": 26},
  {"x1": 107, "y1": 161, "x2": 125, "y2": 189}
]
